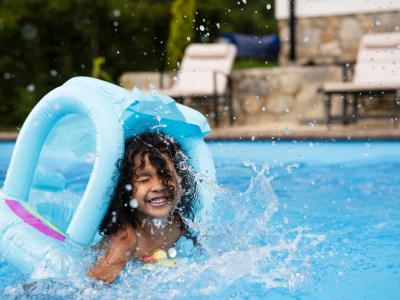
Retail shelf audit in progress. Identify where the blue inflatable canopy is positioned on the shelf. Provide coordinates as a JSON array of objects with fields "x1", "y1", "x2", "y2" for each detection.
[{"x1": 0, "y1": 77, "x2": 215, "y2": 277}]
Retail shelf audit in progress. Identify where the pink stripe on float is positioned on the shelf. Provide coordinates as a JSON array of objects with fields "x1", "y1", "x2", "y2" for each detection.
[{"x1": 5, "y1": 199, "x2": 65, "y2": 242}]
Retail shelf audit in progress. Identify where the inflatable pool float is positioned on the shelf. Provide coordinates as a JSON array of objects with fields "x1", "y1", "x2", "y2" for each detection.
[{"x1": 0, "y1": 77, "x2": 215, "y2": 278}]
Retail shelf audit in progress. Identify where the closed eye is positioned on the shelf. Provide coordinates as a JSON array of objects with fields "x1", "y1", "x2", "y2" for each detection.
[{"x1": 136, "y1": 176, "x2": 150, "y2": 183}]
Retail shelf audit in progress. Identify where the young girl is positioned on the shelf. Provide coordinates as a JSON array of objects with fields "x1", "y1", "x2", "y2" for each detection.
[{"x1": 88, "y1": 132, "x2": 198, "y2": 283}]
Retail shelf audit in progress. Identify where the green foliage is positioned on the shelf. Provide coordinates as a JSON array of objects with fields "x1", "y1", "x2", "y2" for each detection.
[
  {"x1": 91, "y1": 57, "x2": 112, "y2": 82},
  {"x1": 195, "y1": 0, "x2": 276, "y2": 41},
  {"x1": 0, "y1": 0, "x2": 276, "y2": 129},
  {"x1": 0, "y1": 0, "x2": 172, "y2": 128},
  {"x1": 234, "y1": 58, "x2": 278, "y2": 70},
  {"x1": 166, "y1": 0, "x2": 195, "y2": 69}
]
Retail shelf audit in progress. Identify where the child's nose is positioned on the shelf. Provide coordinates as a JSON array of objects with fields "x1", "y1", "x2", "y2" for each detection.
[{"x1": 151, "y1": 178, "x2": 166, "y2": 192}]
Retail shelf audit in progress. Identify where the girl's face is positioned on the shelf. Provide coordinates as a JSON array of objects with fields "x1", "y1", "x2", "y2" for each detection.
[{"x1": 131, "y1": 153, "x2": 181, "y2": 220}]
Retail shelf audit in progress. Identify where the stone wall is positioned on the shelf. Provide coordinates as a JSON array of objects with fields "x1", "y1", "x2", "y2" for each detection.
[
  {"x1": 231, "y1": 66, "x2": 341, "y2": 126},
  {"x1": 120, "y1": 65, "x2": 342, "y2": 127},
  {"x1": 278, "y1": 11, "x2": 400, "y2": 65}
]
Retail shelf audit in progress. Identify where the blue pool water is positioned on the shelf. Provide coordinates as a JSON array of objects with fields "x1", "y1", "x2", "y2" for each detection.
[{"x1": 0, "y1": 140, "x2": 399, "y2": 299}]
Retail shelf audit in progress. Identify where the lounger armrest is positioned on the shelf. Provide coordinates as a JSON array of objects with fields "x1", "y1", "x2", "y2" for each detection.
[
  {"x1": 318, "y1": 61, "x2": 356, "y2": 93},
  {"x1": 212, "y1": 70, "x2": 232, "y2": 95}
]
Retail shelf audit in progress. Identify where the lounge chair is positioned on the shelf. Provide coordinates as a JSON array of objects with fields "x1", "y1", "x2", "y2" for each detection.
[
  {"x1": 320, "y1": 32, "x2": 400, "y2": 125},
  {"x1": 159, "y1": 43, "x2": 237, "y2": 127}
]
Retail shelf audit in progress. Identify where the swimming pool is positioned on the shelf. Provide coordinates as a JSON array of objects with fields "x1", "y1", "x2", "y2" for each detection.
[{"x1": 0, "y1": 140, "x2": 399, "y2": 299}]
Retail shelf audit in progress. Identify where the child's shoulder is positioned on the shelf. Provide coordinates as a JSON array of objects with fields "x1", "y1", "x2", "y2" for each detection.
[{"x1": 105, "y1": 224, "x2": 138, "y2": 251}]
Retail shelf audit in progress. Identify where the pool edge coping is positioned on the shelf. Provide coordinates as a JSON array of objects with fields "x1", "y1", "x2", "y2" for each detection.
[
  {"x1": 0, "y1": 132, "x2": 18, "y2": 141},
  {"x1": 206, "y1": 127, "x2": 400, "y2": 141}
]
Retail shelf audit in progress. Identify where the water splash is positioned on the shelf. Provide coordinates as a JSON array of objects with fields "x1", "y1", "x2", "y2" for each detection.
[{"x1": 1, "y1": 161, "x2": 324, "y2": 298}]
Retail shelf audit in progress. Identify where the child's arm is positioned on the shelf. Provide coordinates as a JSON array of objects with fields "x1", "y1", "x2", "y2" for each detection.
[{"x1": 87, "y1": 227, "x2": 137, "y2": 283}]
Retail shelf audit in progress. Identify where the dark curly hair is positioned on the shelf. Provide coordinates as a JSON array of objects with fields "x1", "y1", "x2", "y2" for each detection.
[{"x1": 99, "y1": 132, "x2": 198, "y2": 236}]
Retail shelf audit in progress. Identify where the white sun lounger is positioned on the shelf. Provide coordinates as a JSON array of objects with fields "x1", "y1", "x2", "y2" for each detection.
[
  {"x1": 320, "y1": 32, "x2": 400, "y2": 125},
  {"x1": 159, "y1": 43, "x2": 237, "y2": 127}
]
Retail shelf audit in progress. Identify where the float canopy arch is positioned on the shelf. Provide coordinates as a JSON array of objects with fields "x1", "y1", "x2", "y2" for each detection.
[
  {"x1": 2, "y1": 77, "x2": 215, "y2": 248},
  {"x1": 4, "y1": 81, "x2": 124, "y2": 246}
]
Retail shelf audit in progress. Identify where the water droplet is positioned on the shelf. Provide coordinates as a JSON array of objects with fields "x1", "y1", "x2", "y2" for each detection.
[
  {"x1": 168, "y1": 247, "x2": 177, "y2": 258},
  {"x1": 284, "y1": 127, "x2": 290, "y2": 135},
  {"x1": 21, "y1": 23, "x2": 38, "y2": 40},
  {"x1": 27, "y1": 84, "x2": 35, "y2": 92},
  {"x1": 242, "y1": 159, "x2": 257, "y2": 172},
  {"x1": 266, "y1": 4, "x2": 272, "y2": 10},
  {"x1": 125, "y1": 184, "x2": 132, "y2": 191},
  {"x1": 3, "y1": 72, "x2": 11, "y2": 80},
  {"x1": 216, "y1": 23, "x2": 220, "y2": 29},
  {"x1": 186, "y1": 36, "x2": 191, "y2": 41},
  {"x1": 129, "y1": 198, "x2": 138, "y2": 208},
  {"x1": 148, "y1": 83, "x2": 156, "y2": 94},
  {"x1": 113, "y1": 9, "x2": 121, "y2": 18},
  {"x1": 153, "y1": 218, "x2": 162, "y2": 228},
  {"x1": 178, "y1": 161, "x2": 187, "y2": 170},
  {"x1": 50, "y1": 69, "x2": 58, "y2": 77},
  {"x1": 199, "y1": 25, "x2": 205, "y2": 31},
  {"x1": 286, "y1": 162, "x2": 300, "y2": 174}
]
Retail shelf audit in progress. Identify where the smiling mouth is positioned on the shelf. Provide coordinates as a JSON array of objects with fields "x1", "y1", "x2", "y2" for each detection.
[{"x1": 146, "y1": 196, "x2": 173, "y2": 207}]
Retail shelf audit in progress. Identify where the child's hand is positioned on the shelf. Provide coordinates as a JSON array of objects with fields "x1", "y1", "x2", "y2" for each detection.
[
  {"x1": 87, "y1": 256, "x2": 124, "y2": 284},
  {"x1": 87, "y1": 227, "x2": 137, "y2": 283}
]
